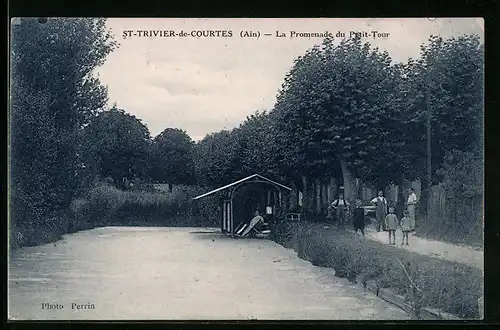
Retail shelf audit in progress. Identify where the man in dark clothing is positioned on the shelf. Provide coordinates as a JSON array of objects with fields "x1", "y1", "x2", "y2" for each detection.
[
  {"x1": 353, "y1": 199, "x2": 365, "y2": 236},
  {"x1": 330, "y1": 193, "x2": 350, "y2": 229},
  {"x1": 371, "y1": 190, "x2": 388, "y2": 232}
]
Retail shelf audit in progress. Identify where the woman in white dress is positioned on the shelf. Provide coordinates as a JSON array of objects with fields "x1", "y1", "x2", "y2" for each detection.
[{"x1": 406, "y1": 188, "x2": 418, "y2": 231}]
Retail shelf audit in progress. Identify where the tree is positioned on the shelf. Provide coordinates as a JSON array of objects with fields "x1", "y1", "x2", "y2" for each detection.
[
  {"x1": 408, "y1": 34, "x2": 484, "y2": 183},
  {"x1": 80, "y1": 107, "x2": 151, "y2": 188},
  {"x1": 233, "y1": 110, "x2": 281, "y2": 179},
  {"x1": 10, "y1": 18, "x2": 117, "y2": 224},
  {"x1": 10, "y1": 79, "x2": 56, "y2": 227},
  {"x1": 193, "y1": 130, "x2": 240, "y2": 188},
  {"x1": 437, "y1": 148, "x2": 482, "y2": 200},
  {"x1": 272, "y1": 37, "x2": 404, "y2": 201},
  {"x1": 403, "y1": 34, "x2": 483, "y2": 218},
  {"x1": 150, "y1": 128, "x2": 196, "y2": 191}
]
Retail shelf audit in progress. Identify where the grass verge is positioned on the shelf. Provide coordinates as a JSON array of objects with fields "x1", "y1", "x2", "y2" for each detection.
[
  {"x1": 271, "y1": 221, "x2": 483, "y2": 319},
  {"x1": 414, "y1": 221, "x2": 483, "y2": 249}
]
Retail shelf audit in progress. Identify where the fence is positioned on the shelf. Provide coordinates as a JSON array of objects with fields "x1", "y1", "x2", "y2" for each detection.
[
  {"x1": 428, "y1": 184, "x2": 482, "y2": 222},
  {"x1": 423, "y1": 183, "x2": 483, "y2": 243},
  {"x1": 428, "y1": 184, "x2": 447, "y2": 222},
  {"x1": 287, "y1": 177, "x2": 482, "y2": 241}
]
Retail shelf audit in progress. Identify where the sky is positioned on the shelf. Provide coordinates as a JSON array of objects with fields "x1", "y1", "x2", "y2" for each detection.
[{"x1": 96, "y1": 18, "x2": 483, "y2": 141}]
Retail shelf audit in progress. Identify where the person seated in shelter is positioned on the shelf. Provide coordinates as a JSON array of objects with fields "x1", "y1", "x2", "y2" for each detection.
[{"x1": 240, "y1": 211, "x2": 265, "y2": 237}]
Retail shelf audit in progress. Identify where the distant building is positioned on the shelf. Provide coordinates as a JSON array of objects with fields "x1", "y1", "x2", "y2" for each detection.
[{"x1": 153, "y1": 183, "x2": 175, "y2": 193}]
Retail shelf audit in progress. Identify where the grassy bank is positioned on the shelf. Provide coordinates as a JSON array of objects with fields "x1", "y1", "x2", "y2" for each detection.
[
  {"x1": 10, "y1": 183, "x2": 220, "y2": 250},
  {"x1": 271, "y1": 221, "x2": 483, "y2": 319},
  {"x1": 414, "y1": 221, "x2": 483, "y2": 248},
  {"x1": 10, "y1": 215, "x2": 68, "y2": 249},
  {"x1": 71, "y1": 183, "x2": 221, "y2": 228}
]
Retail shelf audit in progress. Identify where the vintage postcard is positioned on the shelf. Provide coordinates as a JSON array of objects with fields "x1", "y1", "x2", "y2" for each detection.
[{"x1": 8, "y1": 18, "x2": 484, "y2": 321}]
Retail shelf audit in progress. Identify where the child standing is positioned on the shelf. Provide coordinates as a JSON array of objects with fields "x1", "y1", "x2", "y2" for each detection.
[
  {"x1": 384, "y1": 207, "x2": 398, "y2": 245},
  {"x1": 400, "y1": 210, "x2": 411, "y2": 245},
  {"x1": 353, "y1": 199, "x2": 365, "y2": 236}
]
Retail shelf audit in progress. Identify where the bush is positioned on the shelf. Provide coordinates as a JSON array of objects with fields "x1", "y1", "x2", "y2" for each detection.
[
  {"x1": 68, "y1": 183, "x2": 220, "y2": 227},
  {"x1": 11, "y1": 183, "x2": 221, "y2": 250},
  {"x1": 437, "y1": 149, "x2": 482, "y2": 199},
  {"x1": 273, "y1": 221, "x2": 483, "y2": 319},
  {"x1": 193, "y1": 193, "x2": 220, "y2": 227},
  {"x1": 80, "y1": 183, "x2": 126, "y2": 225},
  {"x1": 9, "y1": 212, "x2": 70, "y2": 250}
]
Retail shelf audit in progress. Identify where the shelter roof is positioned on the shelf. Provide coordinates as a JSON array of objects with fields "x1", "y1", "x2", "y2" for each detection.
[{"x1": 193, "y1": 174, "x2": 292, "y2": 200}]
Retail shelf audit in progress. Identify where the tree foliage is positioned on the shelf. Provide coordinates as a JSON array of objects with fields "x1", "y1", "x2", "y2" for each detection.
[
  {"x1": 437, "y1": 149, "x2": 483, "y2": 199},
  {"x1": 10, "y1": 19, "x2": 483, "y2": 246},
  {"x1": 10, "y1": 18, "x2": 117, "y2": 223},
  {"x1": 190, "y1": 34, "x2": 483, "y2": 201},
  {"x1": 150, "y1": 128, "x2": 196, "y2": 186},
  {"x1": 193, "y1": 130, "x2": 240, "y2": 188},
  {"x1": 272, "y1": 37, "x2": 407, "y2": 187},
  {"x1": 408, "y1": 34, "x2": 484, "y2": 183},
  {"x1": 233, "y1": 111, "x2": 281, "y2": 178},
  {"x1": 80, "y1": 107, "x2": 151, "y2": 187}
]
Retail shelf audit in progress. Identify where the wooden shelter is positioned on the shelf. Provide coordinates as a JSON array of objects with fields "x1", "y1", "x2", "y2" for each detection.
[{"x1": 193, "y1": 174, "x2": 292, "y2": 236}]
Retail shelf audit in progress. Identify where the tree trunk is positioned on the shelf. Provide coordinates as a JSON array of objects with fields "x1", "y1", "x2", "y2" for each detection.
[
  {"x1": 418, "y1": 177, "x2": 429, "y2": 225},
  {"x1": 355, "y1": 178, "x2": 362, "y2": 201},
  {"x1": 396, "y1": 174, "x2": 409, "y2": 219},
  {"x1": 340, "y1": 159, "x2": 356, "y2": 201},
  {"x1": 315, "y1": 178, "x2": 321, "y2": 214},
  {"x1": 327, "y1": 178, "x2": 332, "y2": 203},
  {"x1": 301, "y1": 175, "x2": 310, "y2": 214},
  {"x1": 302, "y1": 175, "x2": 314, "y2": 215},
  {"x1": 359, "y1": 181, "x2": 369, "y2": 201},
  {"x1": 327, "y1": 176, "x2": 337, "y2": 202},
  {"x1": 308, "y1": 177, "x2": 315, "y2": 214},
  {"x1": 322, "y1": 181, "x2": 328, "y2": 211},
  {"x1": 310, "y1": 179, "x2": 316, "y2": 213},
  {"x1": 290, "y1": 183, "x2": 297, "y2": 210}
]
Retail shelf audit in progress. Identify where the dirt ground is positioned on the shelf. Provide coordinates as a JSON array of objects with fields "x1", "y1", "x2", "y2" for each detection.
[
  {"x1": 9, "y1": 227, "x2": 410, "y2": 320},
  {"x1": 350, "y1": 225, "x2": 483, "y2": 270}
]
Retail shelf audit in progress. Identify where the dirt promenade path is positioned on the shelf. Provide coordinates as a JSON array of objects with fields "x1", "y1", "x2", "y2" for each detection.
[{"x1": 9, "y1": 227, "x2": 410, "y2": 320}]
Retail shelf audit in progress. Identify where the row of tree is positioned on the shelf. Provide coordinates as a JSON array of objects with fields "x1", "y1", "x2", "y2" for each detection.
[
  {"x1": 194, "y1": 35, "x2": 483, "y2": 208},
  {"x1": 73, "y1": 33, "x2": 483, "y2": 210},
  {"x1": 10, "y1": 17, "x2": 483, "y2": 237}
]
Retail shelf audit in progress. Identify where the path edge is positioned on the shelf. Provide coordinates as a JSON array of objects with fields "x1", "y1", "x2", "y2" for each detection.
[{"x1": 357, "y1": 275, "x2": 465, "y2": 320}]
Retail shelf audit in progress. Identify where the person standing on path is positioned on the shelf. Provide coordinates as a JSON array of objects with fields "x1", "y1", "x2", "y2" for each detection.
[
  {"x1": 406, "y1": 188, "x2": 418, "y2": 231},
  {"x1": 384, "y1": 207, "x2": 398, "y2": 245},
  {"x1": 400, "y1": 210, "x2": 412, "y2": 245},
  {"x1": 371, "y1": 190, "x2": 388, "y2": 232},
  {"x1": 330, "y1": 193, "x2": 350, "y2": 229},
  {"x1": 353, "y1": 199, "x2": 365, "y2": 236}
]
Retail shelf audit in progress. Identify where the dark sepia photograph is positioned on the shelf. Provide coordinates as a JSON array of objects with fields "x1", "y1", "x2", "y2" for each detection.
[{"x1": 8, "y1": 18, "x2": 484, "y2": 320}]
